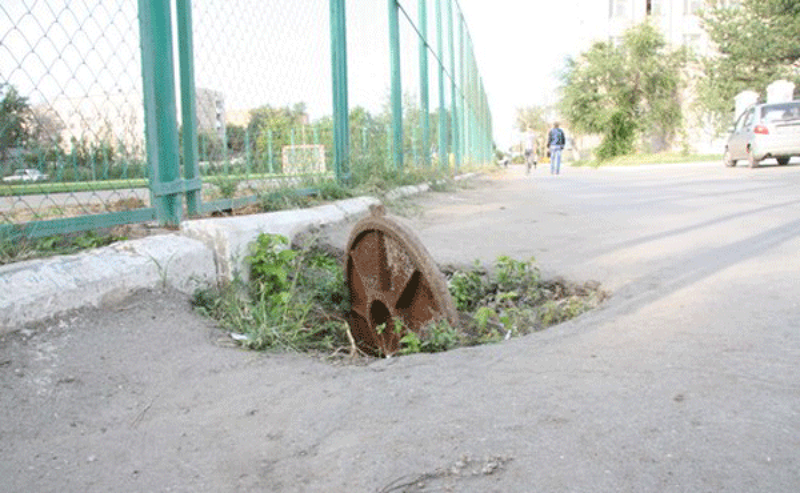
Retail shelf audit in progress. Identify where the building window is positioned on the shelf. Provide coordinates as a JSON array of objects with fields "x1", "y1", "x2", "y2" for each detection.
[
  {"x1": 647, "y1": 0, "x2": 663, "y2": 16},
  {"x1": 610, "y1": 0, "x2": 627, "y2": 18},
  {"x1": 683, "y1": 33, "x2": 702, "y2": 53},
  {"x1": 684, "y1": 0, "x2": 702, "y2": 14}
]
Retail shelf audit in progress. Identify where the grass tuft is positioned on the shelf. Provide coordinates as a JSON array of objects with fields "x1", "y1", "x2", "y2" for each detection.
[
  {"x1": 191, "y1": 233, "x2": 350, "y2": 353},
  {"x1": 571, "y1": 152, "x2": 722, "y2": 168},
  {"x1": 0, "y1": 230, "x2": 126, "y2": 265}
]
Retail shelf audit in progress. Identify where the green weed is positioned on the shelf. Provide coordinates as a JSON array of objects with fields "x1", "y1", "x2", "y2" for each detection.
[
  {"x1": 538, "y1": 295, "x2": 598, "y2": 328},
  {"x1": 258, "y1": 188, "x2": 315, "y2": 212},
  {"x1": 442, "y1": 257, "x2": 604, "y2": 348},
  {"x1": 252, "y1": 166, "x2": 476, "y2": 215},
  {"x1": 257, "y1": 178, "x2": 355, "y2": 212},
  {"x1": 448, "y1": 260, "x2": 489, "y2": 311},
  {"x1": 192, "y1": 233, "x2": 349, "y2": 353},
  {"x1": 392, "y1": 255, "x2": 603, "y2": 356},
  {"x1": 0, "y1": 230, "x2": 126, "y2": 265},
  {"x1": 399, "y1": 319, "x2": 460, "y2": 355},
  {"x1": 247, "y1": 234, "x2": 298, "y2": 298},
  {"x1": 217, "y1": 179, "x2": 240, "y2": 199}
]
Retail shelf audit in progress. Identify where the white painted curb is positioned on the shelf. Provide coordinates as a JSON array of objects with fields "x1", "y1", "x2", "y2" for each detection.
[
  {"x1": 0, "y1": 235, "x2": 215, "y2": 332},
  {"x1": 180, "y1": 196, "x2": 380, "y2": 283}
]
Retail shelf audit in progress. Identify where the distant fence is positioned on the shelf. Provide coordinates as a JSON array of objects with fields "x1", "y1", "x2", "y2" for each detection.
[{"x1": 0, "y1": 0, "x2": 493, "y2": 237}]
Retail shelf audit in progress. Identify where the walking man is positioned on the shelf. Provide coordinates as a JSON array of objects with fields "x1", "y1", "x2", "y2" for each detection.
[
  {"x1": 524, "y1": 128, "x2": 537, "y2": 174},
  {"x1": 547, "y1": 122, "x2": 566, "y2": 175}
]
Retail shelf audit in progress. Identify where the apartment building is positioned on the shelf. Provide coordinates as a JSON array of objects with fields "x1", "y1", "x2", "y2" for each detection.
[
  {"x1": 603, "y1": 0, "x2": 743, "y2": 152},
  {"x1": 195, "y1": 88, "x2": 226, "y2": 141},
  {"x1": 607, "y1": 0, "x2": 739, "y2": 55},
  {"x1": 41, "y1": 87, "x2": 225, "y2": 156},
  {"x1": 43, "y1": 92, "x2": 146, "y2": 157}
]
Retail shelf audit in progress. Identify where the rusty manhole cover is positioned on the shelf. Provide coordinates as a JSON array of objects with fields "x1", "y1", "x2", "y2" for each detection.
[{"x1": 345, "y1": 205, "x2": 457, "y2": 355}]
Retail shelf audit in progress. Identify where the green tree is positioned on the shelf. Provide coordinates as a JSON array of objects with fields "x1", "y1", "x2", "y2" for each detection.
[
  {"x1": 515, "y1": 106, "x2": 549, "y2": 135},
  {"x1": 698, "y1": 0, "x2": 800, "y2": 131},
  {"x1": 514, "y1": 106, "x2": 550, "y2": 157},
  {"x1": 0, "y1": 83, "x2": 30, "y2": 165},
  {"x1": 197, "y1": 130, "x2": 225, "y2": 162},
  {"x1": 226, "y1": 124, "x2": 246, "y2": 153},
  {"x1": 349, "y1": 105, "x2": 385, "y2": 165},
  {"x1": 247, "y1": 103, "x2": 309, "y2": 172},
  {"x1": 559, "y1": 22, "x2": 685, "y2": 159}
]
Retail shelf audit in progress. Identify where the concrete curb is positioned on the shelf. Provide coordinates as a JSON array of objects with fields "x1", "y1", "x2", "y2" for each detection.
[
  {"x1": 0, "y1": 235, "x2": 216, "y2": 332},
  {"x1": 0, "y1": 174, "x2": 478, "y2": 334},
  {"x1": 180, "y1": 196, "x2": 381, "y2": 283}
]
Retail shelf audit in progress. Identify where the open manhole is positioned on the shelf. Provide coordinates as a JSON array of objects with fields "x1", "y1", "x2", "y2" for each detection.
[{"x1": 193, "y1": 205, "x2": 605, "y2": 356}]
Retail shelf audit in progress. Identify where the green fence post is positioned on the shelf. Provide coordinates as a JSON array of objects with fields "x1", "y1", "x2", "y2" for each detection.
[
  {"x1": 290, "y1": 127, "x2": 296, "y2": 170},
  {"x1": 102, "y1": 144, "x2": 109, "y2": 180},
  {"x1": 411, "y1": 128, "x2": 418, "y2": 165},
  {"x1": 458, "y1": 9, "x2": 466, "y2": 167},
  {"x1": 56, "y1": 153, "x2": 64, "y2": 182},
  {"x1": 70, "y1": 146, "x2": 77, "y2": 181},
  {"x1": 330, "y1": 0, "x2": 350, "y2": 182},
  {"x1": 262, "y1": 130, "x2": 267, "y2": 173},
  {"x1": 435, "y1": 0, "x2": 447, "y2": 171},
  {"x1": 245, "y1": 128, "x2": 252, "y2": 174},
  {"x1": 418, "y1": 0, "x2": 430, "y2": 168},
  {"x1": 138, "y1": 0, "x2": 182, "y2": 226},
  {"x1": 469, "y1": 39, "x2": 477, "y2": 164},
  {"x1": 386, "y1": 123, "x2": 392, "y2": 170},
  {"x1": 388, "y1": 0, "x2": 403, "y2": 171},
  {"x1": 176, "y1": 0, "x2": 201, "y2": 217},
  {"x1": 361, "y1": 127, "x2": 367, "y2": 162},
  {"x1": 481, "y1": 79, "x2": 489, "y2": 163},
  {"x1": 447, "y1": 0, "x2": 459, "y2": 172},
  {"x1": 268, "y1": 130, "x2": 274, "y2": 173},
  {"x1": 119, "y1": 141, "x2": 128, "y2": 179}
]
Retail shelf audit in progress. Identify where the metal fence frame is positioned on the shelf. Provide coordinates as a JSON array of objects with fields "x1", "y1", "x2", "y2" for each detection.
[{"x1": 1, "y1": 0, "x2": 492, "y2": 238}]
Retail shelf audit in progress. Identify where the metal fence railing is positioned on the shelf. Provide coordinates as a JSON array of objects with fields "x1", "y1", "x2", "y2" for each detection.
[{"x1": 0, "y1": 0, "x2": 493, "y2": 238}]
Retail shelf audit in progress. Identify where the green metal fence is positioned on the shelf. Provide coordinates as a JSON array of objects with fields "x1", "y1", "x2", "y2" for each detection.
[{"x1": 0, "y1": 0, "x2": 493, "y2": 238}]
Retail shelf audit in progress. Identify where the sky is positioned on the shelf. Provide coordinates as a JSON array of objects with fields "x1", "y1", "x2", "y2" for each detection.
[{"x1": 457, "y1": 0, "x2": 606, "y2": 149}]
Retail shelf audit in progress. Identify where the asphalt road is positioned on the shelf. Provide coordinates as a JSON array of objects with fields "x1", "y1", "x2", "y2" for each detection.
[{"x1": 2, "y1": 161, "x2": 799, "y2": 492}]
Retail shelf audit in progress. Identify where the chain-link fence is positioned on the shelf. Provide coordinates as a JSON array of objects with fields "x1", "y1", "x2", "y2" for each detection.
[
  {"x1": 1, "y1": 0, "x2": 493, "y2": 238},
  {"x1": 1, "y1": 0, "x2": 152, "y2": 236},
  {"x1": 190, "y1": 0, "x2": 335, "y2": 207}
]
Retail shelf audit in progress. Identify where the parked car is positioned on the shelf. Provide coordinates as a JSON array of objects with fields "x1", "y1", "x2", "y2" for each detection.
[
  {"x1": 2, "y1": 169, "x2": 49, "y2": 182},
  {"x1": 724, "y1": 100, "x2": 800, "y2": 168}
]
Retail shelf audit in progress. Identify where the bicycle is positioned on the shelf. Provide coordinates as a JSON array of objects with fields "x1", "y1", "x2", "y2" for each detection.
[{"x1": 525, "y1": 150, "x2": 537, "y2": 174}]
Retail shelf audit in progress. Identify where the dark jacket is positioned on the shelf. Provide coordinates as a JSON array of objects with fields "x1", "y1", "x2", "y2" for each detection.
[{"x1": 548, "y1": 127, "x2": 565, "y2": 148}]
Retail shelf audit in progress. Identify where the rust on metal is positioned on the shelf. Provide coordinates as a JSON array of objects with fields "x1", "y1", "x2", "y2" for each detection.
[{"x1": 345, "y1": 205, "x2": 457, "y2": 355}]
